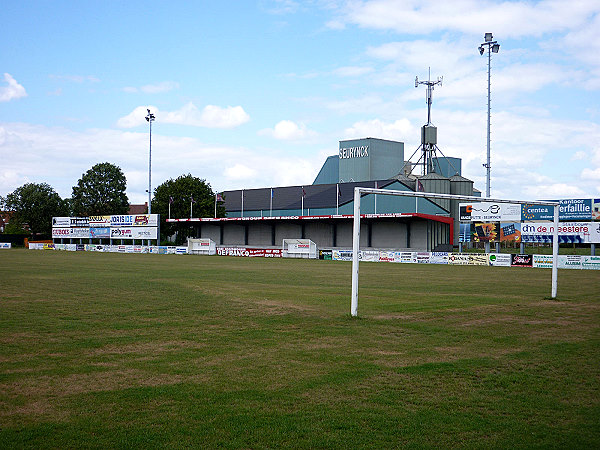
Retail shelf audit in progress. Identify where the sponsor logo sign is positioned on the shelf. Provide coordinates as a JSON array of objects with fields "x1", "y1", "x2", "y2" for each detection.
[
  {"x1": 430, "y1": 252, "x2": 449, "y2": 264},
  {"x1": 88, "y1": 215, "x2": 111, "y2": 226},
  {"x1": 533, "y1": 254, "x2": 553, "y2": 269},
  {"x1": 416, "y1": 252, "x2": 431, "y2": 264},
  {"x1": 449, "y1": 253, "x2": 470, "y2": 265},
  {"x1": 521, "y1": 204, "x2": 554, "y2": 221},
  {"x1": 332, "y1": 250, "x2": 353, "y2": 261},
  {"x1": 217, "y1": 247, "x2": 282, "y2": 257},
  {"x1": 361, "y1": 250, "x2": 379, "y2": 262},
  {"x1": 397, "y1": 252, "x2": 416, "y2": 263},
  {"x1": 378, "y1": 251, "x2": 396, "y2": 262},
  {"x1": 511, "y1": 254, "x2": 533, "y2": 267},
  {"x1": 557, "y1": 255, "x2": 583, "y2": 269},
  {"x1": 0, "y1": 243, "x2": 11, "y2": 249},
  {"x1": 459, "y1": 202, "x2": 521, "y2": 222},
  {"x1": 521, "y1": 222, "x2": 600, "y2": 244},
  {"x1": 582, "y1": 256, "x2": 600, "y2": 270},
  {"x1": 90, "y1": 227, "x2": 110, "y2": 238},
  {"x1": 488, "y1": 253, "x2": 512, "y2": 267},
  {"x1": 558, "y1": 199, "x2": 592, "y2": 221},
  {"x1": 52, "y1": 217, "x2": 70, "y2": 227},
  {"x1": 110, "y1": 227, "x2": 157, "y2": 240},
  {"x1": 70, "y1": 217, "x2": 89, "y2": 227}
]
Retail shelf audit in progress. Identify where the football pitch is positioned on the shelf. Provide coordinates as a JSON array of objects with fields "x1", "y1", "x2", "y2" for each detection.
[{"x1": 1, "y1": 250, "x2": 599, "y2": 448}]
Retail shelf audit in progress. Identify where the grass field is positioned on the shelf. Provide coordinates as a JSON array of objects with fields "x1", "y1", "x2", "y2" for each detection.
[{"x1": 1, "y1": 250, "x2": 599, "y2": 448}]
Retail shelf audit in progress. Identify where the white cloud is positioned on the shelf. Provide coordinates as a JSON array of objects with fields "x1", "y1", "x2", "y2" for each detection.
[
  {"x1": 259, "y1": 120, "x2": 316, "y2": 140},
  {"x1": 331, "y1": 0, "x2": 599, "y2": 38},
  {"x1": 344, "y1": 118, "x2": 414, "y2": 141},
  {"x1": 0, "y1": 73, "x2": 27, "y2": 102},
  {"x1": 224, "y1": 164, "x2": 257, "y2": 180},
  {"x1": 117, "y1": 103, "x2": 250, "y2": 129}
]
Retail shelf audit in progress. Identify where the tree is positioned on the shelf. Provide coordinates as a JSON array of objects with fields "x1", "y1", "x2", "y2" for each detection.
[
  {"x1": 71, "y1": 162, "x2": 129, "y2": 216},
  {"x1": 152, "y1": 174, "x2": 225, "y2": 244},
  {"x1": 4, "y1": 182, "x2": 69, "y2": 236}
]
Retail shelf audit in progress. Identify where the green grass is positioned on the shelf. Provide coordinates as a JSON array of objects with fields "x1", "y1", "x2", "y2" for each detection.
[{"x1": 1, "y1": 249, "x2": 599, "y2": 449}]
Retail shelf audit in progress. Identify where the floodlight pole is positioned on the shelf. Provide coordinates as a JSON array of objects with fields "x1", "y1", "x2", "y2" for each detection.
[
  {"x1": 145, "y1": 109, "x2": 155, "y2": 215},
  {"x1": 479, "y1": 33, "x2": 500, "y2": 199}
]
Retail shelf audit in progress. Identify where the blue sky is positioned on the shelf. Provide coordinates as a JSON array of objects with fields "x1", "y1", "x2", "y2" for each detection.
[{"x1": 1, "y1": 0, "x2": 599, "y2": 205}]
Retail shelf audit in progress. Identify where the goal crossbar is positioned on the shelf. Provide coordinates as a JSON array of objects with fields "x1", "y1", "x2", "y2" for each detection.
[{"x1": 351, "y1": 187, "x2": 560, "y2": 317}]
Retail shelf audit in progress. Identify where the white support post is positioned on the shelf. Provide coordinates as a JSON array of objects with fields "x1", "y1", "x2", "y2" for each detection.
[
  {"x1": 551, "y1": 204, "x2": 559, "y2": 298},
  {"x1": 351, "y1": 187, "x2": 361, "y2": 317}
]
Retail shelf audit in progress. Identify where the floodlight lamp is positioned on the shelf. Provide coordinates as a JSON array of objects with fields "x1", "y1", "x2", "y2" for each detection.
[
  {"x1": 492, "y1": 43, "x2": 500, "y2": 53},
  {"x1": 485, "y1": 32, "x2": 493, "y2": 42},
  {"x1": 479, "y1": 46, "x2": 485, "y2": 55}
]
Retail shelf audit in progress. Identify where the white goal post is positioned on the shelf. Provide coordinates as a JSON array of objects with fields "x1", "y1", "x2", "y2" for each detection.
[{"x1": 350, "y1": 187, "x2": 560, "y2": 317}]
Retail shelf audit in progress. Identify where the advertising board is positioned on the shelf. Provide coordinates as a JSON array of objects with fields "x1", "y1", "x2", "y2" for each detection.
[
  {"x1": 217, "y1": 247, "x2": 282, "y2": 257},
  {"x1": 557, "y1": 255, "x2": 583, "y2": 269},
  {"x1": 0, "y1": 243, "x2": 11, "y2": 249},
  {"x1": 511, "y1": 254, "x2": 533, "y2": 267},
  {"x1": 459, "y1": 202, "x2": 521, "y2": 222},
  {"x1": 448, "y1": 253, "x2": 470, "y2": 265},
  {"x1": 90, "y1": 227, "x2": 110, "y2": 238},
  {"x1": 582, "y1": 256, "x2": 600, "y2": 270},
  {"x1": 416, "y1": 252, "x2": 431, "y2": 264},
  {"x1": 533, "y1": 255, "x2": 553, "y2": 269},
  {"x1": 378, "y1": 251, "x2": 396, "y2": 262},
  {"x1": 430, "y1": 252, "x2": 449, "y2": 264},
  {"x1": 521, "y1": 222, "x2": 600, "y2": 243},
  {"x1": 360, "y1": 250, "x2": 379, "y2": 262},
  {"x1": 88, "y1": 215, "x2": 111, "y2": 226},
  {"x1": 110, "y1": 227, "x2": 157, "y2": 240},
  {"x1": 52, "y1": 217, "x2": 70, "y2": 228},
  {"x1": 332, "y1": 250, "x2": 353, "y2": 261},
  {"x1": 110, "y1": 214, "x2": 158, "y2": 227},
  {"x1": 488, "y1": 253, "x2": 512, "y2": 267}
]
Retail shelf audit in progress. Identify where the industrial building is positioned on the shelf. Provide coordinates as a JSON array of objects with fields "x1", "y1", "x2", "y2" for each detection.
[{"x1": 170, "y1": 135, "x2": 479, "y2": 252}]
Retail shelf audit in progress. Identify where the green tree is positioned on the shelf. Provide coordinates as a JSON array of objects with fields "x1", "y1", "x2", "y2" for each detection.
[
  {"x1": 152, "y1": 174, "x2": 225, "y2": 244},
  {"x1": 71, "y1": 162, "x2": 129, "y2": 216},
  {"x1": 4, "y1": 183, "x2": 69, "y2": 236}
]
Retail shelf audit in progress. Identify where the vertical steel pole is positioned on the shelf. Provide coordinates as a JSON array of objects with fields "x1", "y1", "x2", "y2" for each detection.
[
  {"x1": 148, "y1": 119, "x2": 152, "y2": 214},
  {"x1": 551, "y1": 204, "x2": 559, "y2": 298},
  {"x1": 486, "y1": 47, "x2": 491, "y2": 198},
  {"x1": 351, "y1": 187, "x2": 361, "y2": 317}
]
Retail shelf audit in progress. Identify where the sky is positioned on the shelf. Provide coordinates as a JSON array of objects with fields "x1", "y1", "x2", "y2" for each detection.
[{"x1": 1, "y1": 0, "x2": 599, "y2": 206}]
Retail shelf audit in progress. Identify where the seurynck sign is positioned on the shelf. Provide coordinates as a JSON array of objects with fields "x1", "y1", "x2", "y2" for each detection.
[{"x1": 339, "y1": 145, "x2": 369, "y2": 159}]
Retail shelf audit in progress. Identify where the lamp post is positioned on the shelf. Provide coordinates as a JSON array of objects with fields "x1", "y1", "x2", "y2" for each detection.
[
  {"x1": 145, "y1": 109, "x2": 155, "y2": 214},
  {"x1": 479, "y1": 33, "x2": 500, "y2": 199}
]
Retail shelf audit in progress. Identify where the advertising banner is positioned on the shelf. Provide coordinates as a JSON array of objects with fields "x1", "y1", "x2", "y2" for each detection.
[
  {"x1": 378, "y1": 251, "x2": 396, "y2": 263},
  {"x1": 459, "y1": 223, "x2": 471, "y2": 242},
  {"x1": 533, "y1": 255, "x2": 553, "y2": 269},
  {"x1": 110, "y1": 214, "x2": 159, "y2": 227},
  {"x1": 558, "y1": 199, "x2": 592, "y2": 221},
  {"x1": 52, "y1": 228, "x2": 90, "y2": 238},
  {"x1": 110, "y1": 227, "x2": 157, "y2": 240},
  {"x1": 511, "y1": 254, "x2": 533, "y2": 267},
  {"x1": 361, "y1": 250, "x2": 379, "y2": 262},
  {"x1": 582, "y1": 256, "x2": 600, "y2": 270},
  {"x1": 52, "y1": 217, "x2": 70, "y2": 228},
  {"x1": 448, "y1": 253, "x2": 470, "y2": 265},
  {"x1": 397, "y1": 252, "x2": 416, "y2": 263},
  {"x1": 0, "y1": 243, "x2": 12, "y2": 249},
  {"x1": 70, "y1": 217, "x2": 89, "y2": 228},
  {"x1": 319, "y1": 250, "x2": 332, "y2": 260},
  {"x1": 332, "y1": 250, "x2": 353, "y2": 261},
  {"x1": 416, "y1": 252, "x2": 431, "y2": 264},
  {"x1": 557, "y1": 255, "x2": 583, "y2": 269},
  {"x1": 175, "y1": 247, "x2": 188, "y2": 254},
  {"x1": 90, "y1": 227, "x2": 110, "y2": 238},
  {"x1": 488, "y1": 253, "x2": 512, "y2": 267},
  {"x1": 473, "y1": 222, "x2": 500, "y2": 242},
  {"x1": 459, "y1": 202, "x2": 521, "y2": 222},
  {"x1": 88, "y1": 215, "x2": 111, "y2": 226},
  {"x1": 499, "y1": 223, "x2": 521, "y2": 242},
  {"x1": 521, "y1": 222, "x2": 600, "y2": 244},
  {"x1": 521, "y1": 204, "x2": 554, "y2": 221},
  {"x1": 469, "y1": 254, "x2": 489, "y2": 266},
  {"x1": 430, "y1": 252, "x2": 449, "y2": 264},
  {"x1": 217, "y1": 247, "x2": 282, "y2": 257}
]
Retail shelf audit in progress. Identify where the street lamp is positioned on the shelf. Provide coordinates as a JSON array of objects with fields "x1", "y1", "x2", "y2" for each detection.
[
  {"x1": 145, "y1": 109, "x2": 155, "y2": 214},
  {"x1": 478, "y1": 32, "x2": 500, "y2": 198}
]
